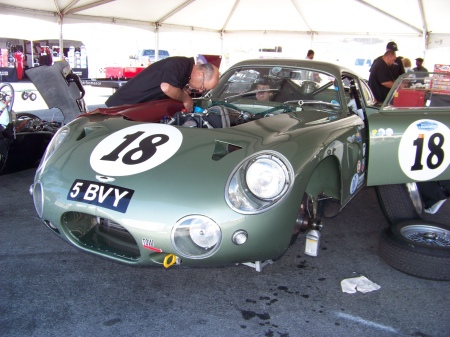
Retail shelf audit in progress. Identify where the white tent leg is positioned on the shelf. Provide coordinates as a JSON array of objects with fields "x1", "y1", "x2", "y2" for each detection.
[
  {"x1": 154, "y1": 24, "x2": 160, "y2": 62},
  {"x1": 58, "y1": 16, "x2": 64, "y2": 61}
]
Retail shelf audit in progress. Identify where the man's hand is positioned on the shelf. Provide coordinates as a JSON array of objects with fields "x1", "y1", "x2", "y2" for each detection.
[
  {"x1": 160, "y1": 82, "x2": 194, "y2": 112},
  {"x1": 381, "y1": 81, "x2": 394, "y2": 89},
  {"x1": 183, "y1": 99, "x2": 194, "y2": 113},
  {"x1": 183, "y1": 86, "x2": 192, "y2": 95}
]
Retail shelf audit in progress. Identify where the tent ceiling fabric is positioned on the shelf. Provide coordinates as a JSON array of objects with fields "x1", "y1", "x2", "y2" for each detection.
[{"x1": 0, "y1": 0, "x2": 449, "y2": 39}]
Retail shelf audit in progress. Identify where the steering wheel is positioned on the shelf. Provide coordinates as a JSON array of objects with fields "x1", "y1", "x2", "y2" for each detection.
[
  {"x1": 0, "y1": 83, "x2": 15, "y2": 114},
  {"x1": 15, "y1": 113, "x2": 42, "y2": 132}
]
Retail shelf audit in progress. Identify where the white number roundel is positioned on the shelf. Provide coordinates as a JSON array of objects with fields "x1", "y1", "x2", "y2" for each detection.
[
  {"x1": 90, "y1": 124, "x2": 183, "y2": 176},
  {"x1": 398, "y1": 119, "x2": 450, "y2": 181}
]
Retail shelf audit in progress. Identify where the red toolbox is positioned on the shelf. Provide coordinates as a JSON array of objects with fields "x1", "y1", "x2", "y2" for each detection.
[
  {"x1": 393, "y1": 89, "x2": 425, "y2": 107},
  {"x1": 105, "y1": 67, "x2": 123, "y2": 79},
  {"x1": 123, "y1": 66, "x2": 145, "y2": 79}
]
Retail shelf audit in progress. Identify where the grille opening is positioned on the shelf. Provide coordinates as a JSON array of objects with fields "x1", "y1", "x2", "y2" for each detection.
[{"x1": 62, "y1": 212, "x2": 140, "y2": 260}]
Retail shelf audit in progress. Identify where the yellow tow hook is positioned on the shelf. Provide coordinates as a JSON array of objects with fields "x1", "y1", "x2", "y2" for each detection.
[{"x1": 163, "y1": 254, "x2": 177, "y2": 268}]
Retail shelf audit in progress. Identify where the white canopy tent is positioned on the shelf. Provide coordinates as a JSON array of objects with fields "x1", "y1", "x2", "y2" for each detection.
[{"x1": 0, "y1": 0, "x2": 449, "y2": 77}]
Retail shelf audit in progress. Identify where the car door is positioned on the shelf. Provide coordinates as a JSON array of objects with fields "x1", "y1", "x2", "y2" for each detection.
[{"x1": 366, "y1": 72, "x2": 450, "y2": 186}]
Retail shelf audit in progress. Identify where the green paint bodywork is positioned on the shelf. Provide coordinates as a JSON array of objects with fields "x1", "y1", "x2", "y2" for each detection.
[{"x1": 31, "y1": 58, "x2": 450, "y2": 268}]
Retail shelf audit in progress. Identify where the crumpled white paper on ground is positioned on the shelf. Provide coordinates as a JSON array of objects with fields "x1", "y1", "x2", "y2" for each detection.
[{"x1": 341, "y1": 276, "x2": 381, "y2": 294}]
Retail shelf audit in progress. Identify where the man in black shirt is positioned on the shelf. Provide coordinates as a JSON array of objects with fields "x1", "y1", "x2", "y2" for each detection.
[
  {"x1": 370, "y1": 41, "x2": 405, "y2": 80},
  {"x1": 368, "y1": 50, "x2": 397, "y2": 103},
  {"x1": 105, "y1": 56, "x2": 220, "y2": 112}
]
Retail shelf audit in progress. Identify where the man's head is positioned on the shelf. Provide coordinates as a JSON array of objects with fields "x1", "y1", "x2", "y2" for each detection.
[
  {"x1": 255, "y1": 83, "x2": 272, "y2": 101},
  {"x1": 306, "y1": 50, "x2": 315, "y2": 60},
  {"x1": 382, "y1": 50, "x2": 397, "y2": 66},
  {"x1": 386, "y1": 41, "x2": 398, "y2": 52},
  {"x1": 188, "y1": 63, "x2": 220, "y2": 92},
  {"x1": 415, "y1": 57, "x2": 424, "y2": 67}
]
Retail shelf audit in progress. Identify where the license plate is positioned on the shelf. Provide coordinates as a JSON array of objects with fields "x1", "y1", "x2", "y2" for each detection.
[{"x1": 67, "y1": 179, "x2": 134, "y2": 213}]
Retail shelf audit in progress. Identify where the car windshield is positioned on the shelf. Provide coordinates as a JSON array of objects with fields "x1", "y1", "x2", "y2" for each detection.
[
  {"x1": 143, "y1": 50, "x2": 155, "y2": 56},
  {"x1": 209, "y1": 66, "x2": 341, "y2": 111},
  {"x1": 384, "y1": 72, "x2": 450, "y2": 109}
]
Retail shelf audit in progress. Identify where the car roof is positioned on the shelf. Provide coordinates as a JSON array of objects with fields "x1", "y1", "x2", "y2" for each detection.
[{"x1": 229, "y1": 58, "x2": 355, "y2": 77}]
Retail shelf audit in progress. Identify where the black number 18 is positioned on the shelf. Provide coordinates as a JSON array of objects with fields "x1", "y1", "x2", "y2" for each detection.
[
  {"x1": 101, "y1": 131, "x2": 169, "y2": 165},
  {"x1": 411, "y1": 133, "x2": 444, "y2": 171}
]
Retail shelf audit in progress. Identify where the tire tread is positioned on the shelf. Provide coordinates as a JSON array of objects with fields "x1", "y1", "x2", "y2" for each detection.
[{"x1": 379, "y1": 229, "x2": 450, "y2": 281}]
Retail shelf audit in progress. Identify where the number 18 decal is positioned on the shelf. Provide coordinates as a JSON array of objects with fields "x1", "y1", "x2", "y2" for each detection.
[
  {"x1": 398, "y1": 119, "x2": 450, "y2": 181},
  {"x1": 90, "y1": 124, "x2": 183, "y2": 176}
]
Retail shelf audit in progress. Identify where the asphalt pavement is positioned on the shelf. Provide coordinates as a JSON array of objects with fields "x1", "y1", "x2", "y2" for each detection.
[
  {"x1": 2, "y1": 82, "x2": 450, "y2": 336},
  {"x1": 1, "y1": 168, "x2": 449, "y2": 337}
]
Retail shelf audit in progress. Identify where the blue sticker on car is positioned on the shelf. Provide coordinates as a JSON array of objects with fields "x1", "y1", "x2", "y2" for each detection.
[{"x1": 67, "y1": 179, "x2": 134, "y2": 213}]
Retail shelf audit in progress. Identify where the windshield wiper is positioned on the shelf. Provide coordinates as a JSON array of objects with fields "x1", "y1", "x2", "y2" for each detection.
[
  {"x1": 283, "y1": 99, "x2": 340, "y2": 109},
  {"x1": 224, "y1": 89, "x2": 278, "y2": 102}
]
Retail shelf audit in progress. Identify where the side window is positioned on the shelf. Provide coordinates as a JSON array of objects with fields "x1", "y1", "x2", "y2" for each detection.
[
  {"x1": 385, "y1": 73, "x2": 450, "y2": 109},
  {"x1": 143, "y1": 50, "x2": 155, "y2": 57},
  {"x1": 360, "y1": 80, "x2": 376, "y2": 106},
  {"x1": 342, "y1": 75, "x2": 366, "y2": 119}
]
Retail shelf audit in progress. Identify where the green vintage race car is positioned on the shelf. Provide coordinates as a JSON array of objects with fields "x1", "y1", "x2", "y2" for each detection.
[{"x1": 29, "y1": 59, "x2": 450, "y2": 280}]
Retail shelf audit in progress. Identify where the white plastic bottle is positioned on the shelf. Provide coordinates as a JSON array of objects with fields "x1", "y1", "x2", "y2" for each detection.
[
  {"x1": 75, "y1": 50, "x2": 81, "y2": 68},
  {"x1": 305, "y1": 229, "x2": 320, "y2": 256},
  {"x1": 68, "y1": 46, "x2": 75, "y2": 68},
  {"x1": 80, "y1": 45, "x2": 87, "y2": 68}
]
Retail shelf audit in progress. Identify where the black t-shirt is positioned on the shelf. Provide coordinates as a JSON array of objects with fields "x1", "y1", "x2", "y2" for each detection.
[
  {"x1": 368, "y1": 58, "x2": 395, "y2": 103},
  {"x1": 105, "y1": 57, "x2": 195, "y2": 107},
  {"x1": 391, "y1": 56, "x2": 405, "y2": 79},
  {"x1": 371, "y1": 55, "x2": 405, "y2": 80}
]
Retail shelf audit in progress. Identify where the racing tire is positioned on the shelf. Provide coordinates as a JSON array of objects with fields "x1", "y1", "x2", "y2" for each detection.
[
  {"x1": 29, "y1": 92, "x2": 37, "y2": 101},
  {"x1": 379, "y1": 220, "x2": 450, "y2": 281},
  {"x1": 21, "y1": 91, "x2": 29, "y2": 100},
  {"x1": 0, "y1": 140, "x2": 10, "y2": 174},
  {"x1": 376, "y1": 184, "x2": 421, "y2": 225}
]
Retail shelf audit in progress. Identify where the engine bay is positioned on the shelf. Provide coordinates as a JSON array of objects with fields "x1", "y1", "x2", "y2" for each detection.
[{"x1": 161, "y1": 104, "x2": 279, "y2": 129}]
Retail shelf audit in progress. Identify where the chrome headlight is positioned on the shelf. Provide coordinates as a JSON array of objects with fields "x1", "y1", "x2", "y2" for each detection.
[
  {"x1": 37, "y1": 126, "x2": 70, "y2": 171},
  {"x1": 171, "y1": 215, "x2": 221, "y2": 259},
  {"x1": 226, "y1": 151, "x2": 294, "y2": 214}
]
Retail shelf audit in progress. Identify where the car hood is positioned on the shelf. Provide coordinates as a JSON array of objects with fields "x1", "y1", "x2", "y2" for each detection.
[{"x1": 39, "y1": 110, "x2": 312, "y2": 215}]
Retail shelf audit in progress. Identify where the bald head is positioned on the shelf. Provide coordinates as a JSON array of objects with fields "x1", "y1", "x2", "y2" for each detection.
[{"x1": 198, "y1": 63, "x2": 220, "y2": 90}]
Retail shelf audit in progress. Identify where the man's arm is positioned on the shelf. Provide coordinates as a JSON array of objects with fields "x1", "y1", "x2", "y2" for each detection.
[
  {"x1": 381, "y1": 81, "x2": 394, "y2": 89},
  {"x1": 160, "y1": 82, "x2": 193, "y2": 112}
]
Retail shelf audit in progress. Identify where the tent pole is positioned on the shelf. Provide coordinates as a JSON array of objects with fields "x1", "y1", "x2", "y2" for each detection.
[
  {"x1": 221, "y1": 31, "x2": 224, "y2": 71},
  {"x1": 155, "y1": 23, "x2": 160, "y2": 62},
  {"x1": 59, "y1": 16, "x2": 64, "y2": 61},
  {"x1": 417, "y1": 0, "x2": 428, "y2": 57},
  {"x1": 31, "y1": 41, "x2": 34, "y2": 67}
]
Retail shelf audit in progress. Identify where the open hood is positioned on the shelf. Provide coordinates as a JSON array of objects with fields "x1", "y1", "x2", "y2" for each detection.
[{"x1": 26, "y1": 60, "x2": 87, "y2": 123}]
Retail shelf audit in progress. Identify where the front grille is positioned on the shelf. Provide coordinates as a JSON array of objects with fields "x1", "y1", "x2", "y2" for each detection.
[{"x1": 61, "y1": 212, "x2": 140, "y2": 260}]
